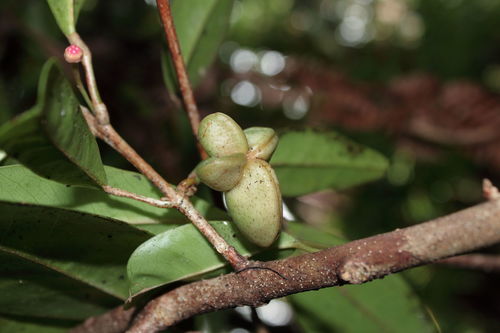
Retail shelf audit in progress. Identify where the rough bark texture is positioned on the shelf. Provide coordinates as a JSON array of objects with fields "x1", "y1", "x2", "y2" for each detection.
[{"x1": 72, "y1": 200, "x2": 500, "y2": 333}]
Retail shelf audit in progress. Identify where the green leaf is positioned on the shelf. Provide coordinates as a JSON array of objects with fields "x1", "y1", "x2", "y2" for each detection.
[
  {"x1": 270, "y1": 130, "x2": 389, "y2": 196},
  {"x1": 0, "y1": 164, "x2": 227, "y2": 225},
  {"x1": 290, "y1": 275, "x2": 434, "y2": 333},
  {"x1": 162, "y1": 0, "x2": 233, "y2": 90},
  {"x1": 0, "y1": 252, "x2": 119, "y2": 320},
  {"x1": 0, "y1": 315, "x2": 74, "y2": 333},
  {"x1": 0, "y1": 202, "x2": 152, "y2": 300},
  {"x1": 46, "y1": 0, "x2": 86, "y2": 36},
  {"x1": 0, "y1": 59, "x2": 106, "y2": 189},
  {"x1": 127, "y1": 221, "x2": 298, "y2": 298}
]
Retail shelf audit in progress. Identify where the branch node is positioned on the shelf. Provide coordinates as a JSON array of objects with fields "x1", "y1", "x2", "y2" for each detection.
[{"x1": 339, "y1": 261, "x2": 374, "y2": 284}]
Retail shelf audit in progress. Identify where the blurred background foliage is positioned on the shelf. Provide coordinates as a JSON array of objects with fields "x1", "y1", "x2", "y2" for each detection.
[{"x1": 1, "y1": 0, "x2": 500, "y2": 331}]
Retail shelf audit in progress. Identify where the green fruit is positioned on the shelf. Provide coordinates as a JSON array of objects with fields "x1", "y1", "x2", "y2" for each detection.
[
  {"x1": 198, "y1": 113, "x2": 248, "y2": 157},
  {"x1": 225, "y1": 159, "x2": 282, "y2": 247},
  {"x1": 195, "y1": 154, "x2": 247, "y2": 192},
  {"x1": 244, "y1": 127, "x2": 278, "y2": 161}
]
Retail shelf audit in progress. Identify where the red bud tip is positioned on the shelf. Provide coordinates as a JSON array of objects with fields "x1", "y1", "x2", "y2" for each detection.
[{"x1": 64, "y1": 45, "x2": 83, "y2": 64}]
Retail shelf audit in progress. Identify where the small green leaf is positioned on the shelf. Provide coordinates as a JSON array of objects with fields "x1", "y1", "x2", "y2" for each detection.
[
  {"x1": 0, "y1": 252, "x2": 119, "y2": 320},
  {"x1": 0, "y1": 315, "x2": 74, "y2": 333},
  {"x1": 290, "y1": 275, "x2": 434, "y2": 333},
  {"x1": 0, "y1": 202, "x2": 152, "y2": 300},
  {"x1": 127, "y1": 221, "x2": 298, "y2": 298},
  {"x1": 0, "y1": 164, "x2": 227, "y2": 225},
  {"x1": 46, "y1": 0, "x2": 86, "y2": 36},
  {"x1": 270, "y1": 130, "x2": 389, "y2": 196},
  {"x1": 162, "y1": 0, "x2": 233, "y2": 90},
  {"x1": 0, "y1": 59, "x2": 106, "y2": 189}
]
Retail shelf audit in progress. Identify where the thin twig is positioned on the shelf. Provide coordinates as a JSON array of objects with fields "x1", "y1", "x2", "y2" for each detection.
[
  {"x1": 71, "y1": 199, "x2": 500, "y2": 333},
  {"x1": 102, "y1": 185, "x2": 174, "y2": 208},
  {"x1": 176, "y1": 170, "x2": 199, "y2": 197},
  {"x1": 67, "y1": 33, "x2": 109, "y2": 125},
  {"x1": 438, "y1": 254, "x2": 500, "y2": 273},
  {"x1": 156, "y1": 0, "x2": 207, "y2": 159}
]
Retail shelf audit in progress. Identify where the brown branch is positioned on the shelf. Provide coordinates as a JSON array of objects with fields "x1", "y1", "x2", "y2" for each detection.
[
  {"x1": 72, "y1": 199, "x2": 500, "y2": 333},
  {"x1": 156, "y1": 0, "x2": 207, "y2": 159},
  {"x1": 438, "y1": 254, "x2": 500, "y2": 273}
]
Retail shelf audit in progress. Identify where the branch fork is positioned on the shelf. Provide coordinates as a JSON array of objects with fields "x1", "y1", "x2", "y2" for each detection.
[{"x1": 68, "y1": 25, "x2": 248, "y2": 270}]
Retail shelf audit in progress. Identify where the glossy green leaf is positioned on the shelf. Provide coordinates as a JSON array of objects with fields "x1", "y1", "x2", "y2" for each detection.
[
  {"x1": 270, "y1": 130, "x2": 389, "y2": 196},
  {"x1": 46, "y1": 0, "x2": 86, "y2": 36},
  {"x1": 162, "y1": 0, "x2": 233, "y2": 90},
  {"x1": 0, "y1": 202, "x2": 152, "y2": 300},
  {"x1": 0, "y1": 315, "x2": 74, "y2": 333},
  {"x1": 127, "y1": 221, "x2": 299, "y2": 298},
  {"x1": 0, "y1": 164, "x2": 227, "y2": 225},
  {"x1": 0, "y1": 59, "x2": 106, "y2": 189},
  {"x1": 291, "y1": 274, "x2": 433, "y2": 333},
  {"x1": 0, "y1": 252, "x2": 119, "y2": 320}
]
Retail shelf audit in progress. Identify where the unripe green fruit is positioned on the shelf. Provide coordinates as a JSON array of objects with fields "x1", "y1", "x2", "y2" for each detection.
[
  {"x1": 195, "y1": 154, "x2": 246, "y2": 192},
  {"x1": 198, "y1": 112, "x2": 248, "y2": 157},
  {"x1": 244, "y1": 127, "x2": 278, "y2": 161},
  {"x1": 225, "y1": 159, "x2": 283, "y2": 247}
]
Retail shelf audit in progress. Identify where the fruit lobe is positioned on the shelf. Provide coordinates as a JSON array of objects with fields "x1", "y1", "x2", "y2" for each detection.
[
  {"x1": 198, "y1": 112, "x2": 248, "y2": 158},
  {"x1": 195, "y1": 154, "x2": 247, "y2": 192},
  {"x1": 244, "y1": 127, "x2": 278, "y2": 161},
  {"x1": 225, "y1": 158, "x2": 283, "y2": 247}
]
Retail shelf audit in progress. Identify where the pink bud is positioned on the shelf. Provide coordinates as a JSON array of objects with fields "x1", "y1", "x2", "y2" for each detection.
[{"x1": 64, "y1": 45, "x2": 83, "y2": 64}]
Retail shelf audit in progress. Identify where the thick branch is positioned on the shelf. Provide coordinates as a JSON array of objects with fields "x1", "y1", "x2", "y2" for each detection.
[{"x1": 72, "y1": 199, "x2": 500, "y2": 333}]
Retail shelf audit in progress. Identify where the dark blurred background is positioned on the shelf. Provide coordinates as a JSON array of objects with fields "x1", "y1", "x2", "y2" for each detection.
[{"x1": 2, "y1": 0, "x2": 500, "y2": 331}]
